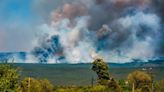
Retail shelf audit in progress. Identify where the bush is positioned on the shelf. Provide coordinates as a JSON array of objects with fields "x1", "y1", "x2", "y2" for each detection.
[
  {"x1": 108, "y1": 78, "x2": 123, "y2": 92},
  {"x1": 90, "y1": 85, "x2": 113, "y2": 92},
  {"x1": 155, "y1": 80, "x2": 164, "y2": 92},
  {"x1": 127, "y1": 70, "x2": 152, "y2": 90},
  {"x1": 118, "y1": 79, "x2": 130, "y2": 91},
  {"x1": 0, "y1": 64, "x2": 19, "y2": 92},
  {"x1": 18, "y1": 77, "x2": 54, "y2": 92},
  {"x1": 18, "y1": 77, "x2": 41, "y2": 92}
]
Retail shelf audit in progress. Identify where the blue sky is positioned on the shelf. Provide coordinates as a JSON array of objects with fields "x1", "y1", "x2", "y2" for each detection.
[
  {"x1": 0, "y1": 0, "x2": 36, "y2": 52},
  {"x1": 0, "y1": 0, "x2": 33, "y2": 24}
]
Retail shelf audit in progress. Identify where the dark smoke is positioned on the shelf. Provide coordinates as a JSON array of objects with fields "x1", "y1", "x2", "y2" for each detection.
[
  {"x1": 30, "y1": 0, "x2": 163, "y2": 63},
  {"x1": 32, "y1": 35, "x2": 65, "y2": 63}
]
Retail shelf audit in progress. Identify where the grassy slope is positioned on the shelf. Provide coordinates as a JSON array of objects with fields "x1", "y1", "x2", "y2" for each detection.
[{"x1": 12, "y1": 63, "x2": 164, "y2": 86}]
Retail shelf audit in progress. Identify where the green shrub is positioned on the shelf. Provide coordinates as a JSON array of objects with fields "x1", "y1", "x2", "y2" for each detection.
[
  {"x1": 108, "y1": 79, "x2": 123, "y2": 92},
  {"x1": 39, "y1": 79, "x2": 54, "y2": 92},
  {"x1": 127, "y1": 70, "x2": 152, "y2": 90},
  {"x1": 155, "y1": 80, "x2": 164, "y2": 92},
  {"x1": 0, "y1": 64, "x2": 19, "y2": 92},
  {"x1": 18, "y1": 77, "x2": 54, "y2": 92}
]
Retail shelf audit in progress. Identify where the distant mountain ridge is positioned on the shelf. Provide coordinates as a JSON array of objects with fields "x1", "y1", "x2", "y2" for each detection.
[{"x1": 0, "y1": 52, "x2": 164, "y2": 67}]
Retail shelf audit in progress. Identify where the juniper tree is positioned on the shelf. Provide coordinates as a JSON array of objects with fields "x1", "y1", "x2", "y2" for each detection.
[{"x1": 91, "y1": 58, "x2": 109, "y2": 85}]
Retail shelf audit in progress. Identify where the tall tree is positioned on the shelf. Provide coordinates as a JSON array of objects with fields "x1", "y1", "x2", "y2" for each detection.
[{"x1": 91, "y1": 58, "x2": 109, "y2": 85}]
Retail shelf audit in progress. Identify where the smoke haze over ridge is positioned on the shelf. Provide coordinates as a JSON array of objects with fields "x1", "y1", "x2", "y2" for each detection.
[{"x1": 0, "y1": 0, "x2": 164, "y2": 63}]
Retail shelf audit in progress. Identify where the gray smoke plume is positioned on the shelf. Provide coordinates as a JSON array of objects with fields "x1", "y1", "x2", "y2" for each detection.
[{"x1": 30, "y1": 0, "x2": 163, "y2": 63}]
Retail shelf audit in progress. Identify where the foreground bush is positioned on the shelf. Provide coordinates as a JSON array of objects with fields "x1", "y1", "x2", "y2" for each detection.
[
  {"x1": 154, "y1": 80, "x2": 164, "y2": 92},
  {"x1": 127, "y1": 70, "x2": 152, "y2": 92},
  {"x1": 108, "y1": 78, "x2": 123, "y2": 92},
  {"x1": 0, "y1": 64, "x2": 19, "y2": 92},
  {"x1": 18, "y1": 77, "x2": 54, "y2": 92}
]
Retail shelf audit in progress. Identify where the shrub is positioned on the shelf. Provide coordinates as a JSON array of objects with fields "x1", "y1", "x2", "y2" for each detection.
[
  {"x1": 155, "y1": 80, "x2": 164, "y2": 92},
  {"x1": 0, "y1": 64, "x2": 19, "y2": 92},
  {"x1": 127, "y1": 70, "x2": 151, "y2": 89},
  {"x1": 18, "y1": 77, "x2": 54, "y2": 92}
]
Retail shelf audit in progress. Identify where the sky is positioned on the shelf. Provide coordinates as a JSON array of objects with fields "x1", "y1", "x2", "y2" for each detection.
[
  {"x1": 0, "y1": 0, "x2": 35, "y2": 52},
  {"x1": 0, "y1": 0, "x2": 164, "y2": 63}
]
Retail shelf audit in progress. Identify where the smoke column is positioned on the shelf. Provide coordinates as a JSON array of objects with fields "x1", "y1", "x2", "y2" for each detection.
[{"x1": 29, "y1": 0, "x2": 163, "y2": 63}]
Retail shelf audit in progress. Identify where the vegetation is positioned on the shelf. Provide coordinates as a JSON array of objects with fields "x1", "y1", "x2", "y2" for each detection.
[
  {"x1": 91, "y1": 58, "x2": 109, "y2": 85},
  {"x1": 91, "y1": 58, "x2": 122, "y2": 92},
  {"x1": 0, "y1": 60, "x2": 164, "y2": 92},
  {"x1": 127, "y1": 70, "x2": 152, "y2": 91},
  {"x1": 18, "y1": 77, "x2": 54, "y2": 92},
  {"x1": 155, "y1": 80, "x2": 164, "y2": 92},
  {"x1": 0, "y1": 64, "x2": 19, "y2": 92}
]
